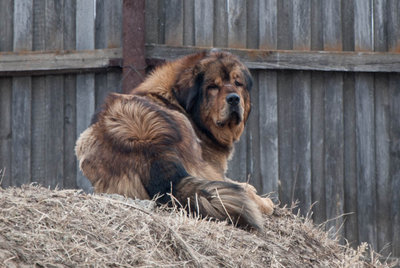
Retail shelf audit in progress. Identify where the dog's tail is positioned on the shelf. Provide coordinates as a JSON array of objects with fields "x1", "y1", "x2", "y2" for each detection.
[{"x1": 149, "y1": 159, "x2": 263, "y2": 230}]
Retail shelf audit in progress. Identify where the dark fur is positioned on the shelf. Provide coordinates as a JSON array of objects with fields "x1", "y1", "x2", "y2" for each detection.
[{"x1": 75, "y1": 51, "x2": 274, "y2": 230}]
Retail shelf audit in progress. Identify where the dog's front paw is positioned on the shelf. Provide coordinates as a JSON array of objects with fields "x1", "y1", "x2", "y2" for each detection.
[{"x1": 258, "y1": 197, "x2": 274, "y2": 216}]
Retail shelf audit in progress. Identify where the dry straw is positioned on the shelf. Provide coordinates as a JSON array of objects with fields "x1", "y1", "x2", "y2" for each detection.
[{"x1": 0, "y1": 184, "x2": 393, "y2": 267}]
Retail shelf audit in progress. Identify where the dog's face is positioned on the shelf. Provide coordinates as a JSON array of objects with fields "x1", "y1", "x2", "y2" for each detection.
[{"x1": 174, "y1": 51, "x2": 252, "y2": 147}]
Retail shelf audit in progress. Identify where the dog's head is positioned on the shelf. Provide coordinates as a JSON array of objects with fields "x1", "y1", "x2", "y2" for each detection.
[{"x1": 174, "y1": 51, "x2": 252, "y2": 147}]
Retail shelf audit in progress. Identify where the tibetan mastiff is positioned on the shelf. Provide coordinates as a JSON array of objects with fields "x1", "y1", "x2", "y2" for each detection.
[{"x1": 75, "y1": 51, "x2": 274, "y2": 230}]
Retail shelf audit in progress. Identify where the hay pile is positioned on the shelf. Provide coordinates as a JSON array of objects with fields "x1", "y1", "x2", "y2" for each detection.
[{"x1": 0, "y1": 185, "x2": 390, "y2": 267}]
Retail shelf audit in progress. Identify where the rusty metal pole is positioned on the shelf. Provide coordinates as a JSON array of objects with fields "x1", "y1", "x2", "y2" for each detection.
[{"x1": 122, "y1": 0, "x2": 146, "y2": 93}]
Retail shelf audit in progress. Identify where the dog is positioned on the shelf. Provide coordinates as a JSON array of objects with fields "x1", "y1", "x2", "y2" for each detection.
[{"x1": 75, "y1": 51, "x2": 274, "y2": 230}]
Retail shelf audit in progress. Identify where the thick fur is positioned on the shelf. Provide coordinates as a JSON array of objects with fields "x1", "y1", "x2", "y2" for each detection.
[{"x1": 76, "y1": 51, "x2": 274, "y2": 230}]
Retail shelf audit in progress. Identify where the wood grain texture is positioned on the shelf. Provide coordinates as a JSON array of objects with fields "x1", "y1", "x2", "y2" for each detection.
[
  {"x1": 213, "y1": 0, "x2": 227, "y2": 48},
  {"x1": 183, "y1": 0, "x2": 194, "y2": 46},
  {"x1": 226, "y1": 0, "x2": 247, "y2": 182},
  {"x1": 165, "y1": 0, "x2": 183, "y2": 46},
  {"x1": 194, "y1": 0, "x2": 213, "y2": 47},
  {"x1": 343, "y1": 73, "x2": 359, "y2": 246},
  {"x1": 0, "y1": 0, "x2": 13, "y2": 187},
  {"x1": 291, "y1": 0, "x2": 312, "y2": 215},
  {"x1": 12, "y1": 0, "x2": 33, "y2": 186},
  {"x1": 354, "y1": 0, "x2": 377, "y2": 250},
  {"x1": 76, "y1": 0, "x2": 95, "y2": 193},
  {"x1": 322, "y1": 0, "x2": 344, "y2": 240}
]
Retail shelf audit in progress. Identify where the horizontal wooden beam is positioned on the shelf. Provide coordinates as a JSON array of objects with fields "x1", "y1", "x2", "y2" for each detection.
[
  {"x1": 145, "y1": 44, "x2": 400, "y2": 73},
  {"x1": 0, "y1": 48, "x2": 122, "y2": 76},
  {"x1": 1, "y1": 45, "x2": 400, "y2": 76}
]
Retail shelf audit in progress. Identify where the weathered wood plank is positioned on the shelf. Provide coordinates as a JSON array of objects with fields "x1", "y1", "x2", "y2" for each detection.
[
  {"x1": 291, "y1": 0, "x2": 312, "y2": 215},
  {"x1": 324, "y1": 72, "x2": 344, "y2": 239},
  {"x1": 12, "y1": 0, "x2": 33, "y2": 186},
  {"x1": 258, "y1": 0, "x2": 278, "y2": 198},
  {"x1": 388, "y1": 1, "x2": 400, "y2": 257},
  {"x1": 245, "y1": 1, "x2": 259, "y2": 189},
  {"x1": 226, "y1": 0, "x2": 247, "y2": 182},
  {"x1": 0, "y1": 48, "x2": 121, "y2": 76},
  {"x1": 0, "y1": 78, "x2": 12, "y2": 187},
  {"x1": 144, "y1": 44, "x2": 400, "y2": 72},
  {"x1": 145, "y1": 0, "x2": 159, "y2": 44},
  {"x1": 3, "y1": 45, "x2": 400, "y2": 76},
  {"x1": 183, "y1": 0, "x2": 194, "y2": 46},
  {"x1": 213, "y1": 0, "x2": 228, "y2": 48},
  {"x1": 389, "y1": 74, "x2": 400, "y2": 257},
  {"x1": 374, "y1": 0, "x2": 392, "y2": 257},
  {"x1": 0, "y1": 0, "x2": 13, "y2": 187},
  {"x1": 63, "y1": 0, "x2": 77, "y2": 190},
  {"x1": 322, "y1": 0, "x2": 344, "y2": 240},
  {"x1": 165, "y1": 0, "x2": 183, "y2": 46},
  {"x1": 194, "y1": 0, "x2": 213, "y2": 47},
  {"x1": 354, "y1": 0, "x2": 377, "y2": 250},
  {"x1": 311, "y1": 72, "x2": 325, "y2": 224},
  {"x1": 277, "y1": 0, "x2": 293, "y2": 207},
  {"x1": 76, "y1": 0, "x2": 95, "y2": 193},
  {"x1": 343, "y1": 73, "x2": 359, "y2": 246}
]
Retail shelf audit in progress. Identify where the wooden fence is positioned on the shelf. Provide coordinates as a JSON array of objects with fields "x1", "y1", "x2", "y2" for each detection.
[{"x1": 0, "y1": 0, "x2": 399, "y2": 260}]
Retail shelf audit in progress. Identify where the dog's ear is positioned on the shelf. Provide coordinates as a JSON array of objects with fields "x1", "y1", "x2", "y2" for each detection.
[
  {"x1": 174, "y1": 71, "x2": 204, "y2": 112},
  {"x1": 243, "y1": 68, "x2": 253, "y2": 92}
]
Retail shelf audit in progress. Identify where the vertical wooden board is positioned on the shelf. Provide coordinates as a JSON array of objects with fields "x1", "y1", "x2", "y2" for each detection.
[
  {"x1": 95, "y1": 0, "x2": 122, "y2": 107},
  {"x1": 64, "y1": 74, "x2": 77, "y2": 189},
  {"x1": 247, "y1": 71, "x2": 260, "y2": 187},
  {"x1": 194, "y1": 0, "x2": 213, "y2": 47},
  {"x1": 277, "y1": 0, "x2": 292, "y2": 50},
  {"x1": 291, "y1": 0, "x2": 311, "y2": 215},
  {"x1": 277, "y1": 71, "x2": 293, "y2": 207},
  {"x1": 44, "y1": 0, "x2": 65, "y2": 188},
  {"x1": 375, "y1": 73, "x2": 392, "y2": 256},
  {"x1": 183, "y1": 0, "x2": 194, "y2": 46},
  {"x1": 276, "y1": 0, "x2": 293, "y2": 207},
  {"x1": 31, "y1": 0, "x2": 46, "y2": 185},
  {"x1": 310, "y1": 72, "x2": 325, "y2": 224},
  {"x1": 0, "y1": 79, "x2": 12, "y2": 187},
  {"x1": 354, "y1": 0, "x2": 372, "y2": 52},
  {"x1": 165, "y1": 0, "x2": 183, "y2": 46},
  {"x1": 354, "y1": 0, "x2": 377, "y2": 250},
  {"x1": 0, "y1": 0, "x2": 14, "y2": 51},
  {"x1": 12, "y1": 0, "x2": 33, "y2": 186},
  {"x1": 389, "y1": 74, "x2": 400, "y2": 257},
  {"x1": 259, "y1": 0, "x2": 277, "y2": 50},
  {"x1": 291, "y1": 70, "x2": 312, "y2": 215},
  {"x1": 11, "y1": 77, "x2": 32, "y2": 187},
  {"x1": 374, "y1": 0, "x2": 391, "y2": 256},
  {"x1": 258, "y1": 0, "x2": 278, "y2": 198},
  {"x1": 76, "y1": 0, "x2": 95, "y2": 193},
  {"x1": 145, "y1": 0, "x2": 159, "y2": 44},
  {"x1": 324, "y1": 73, "x2": 344, "y2": 240},
  {"x1": 258, "y1": 72, "x2": 278, "y2": 198},
  {"x1": 355, "y1": 74, "x2": 377, "y2": 249},
  {"x1": 310, "y1": 0, "x2": 322, "y2": 51},
  {"x1": 388, "y1": 0, "x2": 400, "y2": 257},
  {"x1": 63, "y1": 0, "x2": 77, "y2": 189},
  {"x1": 341, "y1": 0, "x2": 354, "y2": 51},
  {"x1": 322, "y1": 0, "x2": 344, "y2": 239},
  {"x1": 226, "y1": 0, "x2": 247, "y2": 182},
  {"x1": 213, "y1": 0, "x2": 227, "y2": 48},
  {"x1": 245, "y1": 1, "x2": 259, "y2": 188},
  {"x1": 0, "y1": 0, "x2": 13, "y2": 186},
  {"x1": 343, "y1": 73, "x2": 358, "y2": 246},
  {"x1": 227, "y1": 0, "x2": 246, "y2": 48}
]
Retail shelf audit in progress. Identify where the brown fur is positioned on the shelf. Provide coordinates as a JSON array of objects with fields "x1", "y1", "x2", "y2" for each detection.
[{"x1": 76, "y1": 51, "x2": 274, "y2": 230}]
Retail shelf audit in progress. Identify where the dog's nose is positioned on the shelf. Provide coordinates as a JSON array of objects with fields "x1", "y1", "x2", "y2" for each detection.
[{"x1": 226, "y1": 93, "x2": 240, "y2": 106}]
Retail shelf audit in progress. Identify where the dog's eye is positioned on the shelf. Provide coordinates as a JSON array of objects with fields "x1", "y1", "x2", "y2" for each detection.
[{"x1": 234, "y1": 81, "x2": 243, "y2": 87}]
